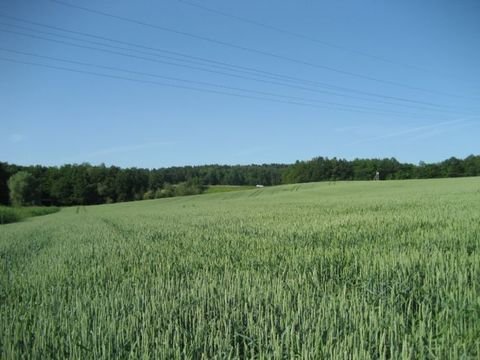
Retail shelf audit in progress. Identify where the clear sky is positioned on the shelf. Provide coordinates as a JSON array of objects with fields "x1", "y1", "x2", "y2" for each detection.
[{"x1": 1, "y1": 0, "x2": 479, "y2": 168}]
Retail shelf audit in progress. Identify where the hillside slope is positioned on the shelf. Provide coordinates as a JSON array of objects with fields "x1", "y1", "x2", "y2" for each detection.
[{"x1": 1, "y1": 178, "x2": 479, "y2": 358}]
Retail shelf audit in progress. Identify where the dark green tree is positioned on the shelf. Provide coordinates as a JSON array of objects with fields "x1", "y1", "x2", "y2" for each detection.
[
  {"x1": 0, "y1": 162, "x2": 10, "y2": 205},
  {"x1": 7, "y1": 171, "x2": 39, "y2": 206}
]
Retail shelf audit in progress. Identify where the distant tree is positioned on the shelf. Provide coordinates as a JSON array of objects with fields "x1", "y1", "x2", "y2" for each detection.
[
  {"x1": 7, "y1": 171, "x2": 39, "y2": 206},
  {"x1": 395, "y1": 164, "x2": 415, "y2": 179},
  {"x1": 225, "y1": 168, "x2": 244, "y2": 185},
  {"x1": 143, "y1": 190, "x2": 155, "y2": 200},
  {"x1": 149, "y1": 171, "x2": 165, "y2": 190},
  {"x1": 203, "y1": 168, "x2": 220, "y2": 185},
  {"x1": 464, "y1": 155, "x2": 480, "y2": 176},
  {"x1": 0, "y1": 154, "x2": 478, "y2": 207},
  {"x1": 443, "y1": 157, "x2": 464, "y2": 178},
  {"x1": 175, "y1": 177, "x2": 204, "y2": 196},
  {"x1": 162, "y1": 183, "x2": 175, "y2": 198},
  {"x1": 115, "y1": 170, "x2": 136, "y2": 202},
  {"x1": 0, "y1": 162, "x2": 10, "y2": 205},
  {"x1": 352, "y1": 159, "x2": 377, "y2": 180},
  {"x1": 50, "y1": 166, "x2": 74, "y2": 205}
]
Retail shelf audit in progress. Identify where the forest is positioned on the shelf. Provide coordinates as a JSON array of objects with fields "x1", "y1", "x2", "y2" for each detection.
[{"x1": 1, "y1": 155, "x2": 479, "y2": 206}]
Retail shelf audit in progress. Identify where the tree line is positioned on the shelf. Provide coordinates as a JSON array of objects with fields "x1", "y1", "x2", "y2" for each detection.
[
  {"x1": 1, "y1": 155, "x2": 479, "y2": 206},
  {"x1": 282, "y1": 155, "x2": 480, "y2": 183}
]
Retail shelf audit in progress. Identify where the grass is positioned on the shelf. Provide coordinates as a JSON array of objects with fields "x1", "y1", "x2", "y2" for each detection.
[
  {"x1": 204, "y1": 185, "x2": 257, "y2": 194},
  {"x1": 1, "y1": 178, "x2": 479, "y2": 358},
  {"x1": 0, "y1": 205, "x2": 60, "y2": 225}
]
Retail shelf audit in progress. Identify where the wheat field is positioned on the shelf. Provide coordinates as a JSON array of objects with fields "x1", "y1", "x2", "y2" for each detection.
[{"x1": 1, "y1": 178, "x2": 479, "y2": 359}]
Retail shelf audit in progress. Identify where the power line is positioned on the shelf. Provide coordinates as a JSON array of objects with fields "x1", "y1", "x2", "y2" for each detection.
[
  {"x1": 51, "y1": 0, "x2": 472, "y2": 99},
  {"x1": 0, "y1": 13, "x2": 303, "y2": 83},
  {"x1": 0, "y1": 21, "x2": 255, "y2": 75},
  {"x1": 176, "y1": 0, "x2": 430, "y2": 73},
  {"x1": 0, "y1": 29, "x2": 454, "y2": 111},
  {"x1": 1, "y1": 48, "x2": 449, "y2": 117},
  {"x1": 9, "y1": 54, "x2": 457, "y2": 119},
  {"x1": 0, "y1": 55, "x2": 341, "y2": 110},
  {"x1": 177, "y1": 0, "x2": 478, "y2": 86},
  {"x1": 1, "y1": 26, "x2": 473, "y2": 117},
  {"x1": 0, "y1": 47, "x2": 386, "y2": 112},
  {"x1": 0, "y1": 27, "x2": 314, "y2": 88},
  {"x1": 3, "y1": 14, "x2": 467, "y2": 110},
  {"x1": 0, "y1": 16, "x2": 465, "y2": 112}
]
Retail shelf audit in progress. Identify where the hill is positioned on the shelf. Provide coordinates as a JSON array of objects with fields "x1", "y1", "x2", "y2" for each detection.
[{"x1": 2, "y1": 154, "x2": 480, "y2": 206}]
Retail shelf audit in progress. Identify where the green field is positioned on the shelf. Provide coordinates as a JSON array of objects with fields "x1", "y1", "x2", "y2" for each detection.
[
  {"x1": 204, "y1": 185, "x2": 257, "y2": 194},
  {"x1": 1, "y1": 178, "x2": 479, "y2": 358},
  {"x1": 0, "y1": 205, "x2": 60, "y2": 225}
]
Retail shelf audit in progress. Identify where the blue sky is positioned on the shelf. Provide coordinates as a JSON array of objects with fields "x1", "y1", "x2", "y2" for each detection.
[{"x1": 1, "y1": 0, "x2": 479, "y2": 168}]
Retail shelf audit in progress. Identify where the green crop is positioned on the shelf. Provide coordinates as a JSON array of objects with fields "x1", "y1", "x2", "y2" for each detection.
[
  {"x1": 0, "y1": 206, "x2": 60, "y2": 225},
  {"x1": 1, "y1": 178, "x2": 479, "y2": 358}
]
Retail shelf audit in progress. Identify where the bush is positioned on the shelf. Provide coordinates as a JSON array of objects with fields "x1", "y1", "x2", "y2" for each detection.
[
  {"x1": 0, "y1": 207, "x2": 20, "y2": 224},
  {"x1": 143, "y1": 190, "x2": 155, "y2": 200},
  {"x1": 0, "y1": 206, "x2": 60, "y2": 225},
  {"x1": 7, "y1": 171, "x2": 39, "y2": 206}
]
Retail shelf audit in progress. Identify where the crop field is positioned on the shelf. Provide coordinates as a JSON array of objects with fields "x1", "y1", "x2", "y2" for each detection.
[
  {"x1": 204, "y1": 185, "x2": 257, "y2": 194},
  {"x1": 0, "y1": 205, "x2": 60, "y2": 225},
  {"x1": 1, "y1": 178, "x2": 479, "y2": 358}
]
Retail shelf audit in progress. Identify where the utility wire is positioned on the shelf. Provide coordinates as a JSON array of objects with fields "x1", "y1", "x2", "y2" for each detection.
[
  {"x1": 0, "y1": 13, "x2": 310, "y2": 84},
  {"x1": 177, "y1": 0, "x2": 477, "y2": 85},
  {"x1": 3, "y1": 14, "x2": 465, "y2": 109},
  {"x1": 1, "y1": 15, "x2": 444, "y2": 109},
  {"x1": 51, "y1": 0, "x2": 472, "y2": 99},
  {"x1": 176, "y1": 0, "x2": 430, "y2": 73},
  {"x1": 0, "y1": 56, "x2": 331, "y2": 109},
  {"x1": 0, "y1": 21, "x2": 254, "y2": 75},
  {"x1": 0, "y1": 55, "x2": 413, "y2": 113},
  {"x1": 0, "y1": 17, "x2": 463, "y2": 112},
  {"x1": 0, "y1": 47, "x2": 387, "y2": 112},
  {"x1": 3, "y1": 26, "x2": 369, "y2": 101},
  {"x1": 0, "y1": 27, "x2": 315, "y2": 89},
  {"x1": 0, "y1": 48, "x2": 451, "y2": 117},
  {"x1": 1, "y1": 25, "x2": 472, "y2": 116}
]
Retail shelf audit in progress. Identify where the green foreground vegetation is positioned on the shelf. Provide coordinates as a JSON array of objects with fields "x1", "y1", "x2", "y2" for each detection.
[
  {"x1": 204, "y1": 185, "x2": 257, "y2": 194},
  {"x1": 0, "y1": 205, "x2": 60, "y2": 225},
  {"x1": 1, "y1": 178, "x2": 479, "y2": 358}
]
